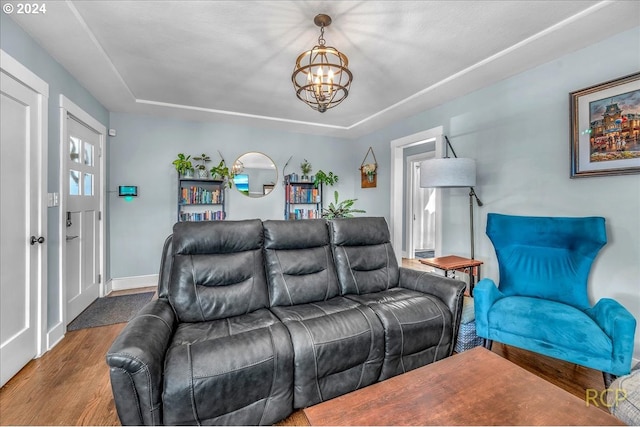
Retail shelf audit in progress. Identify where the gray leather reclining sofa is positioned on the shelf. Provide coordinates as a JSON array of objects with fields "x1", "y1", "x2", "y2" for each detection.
[{"x1": 106, "y1": 217, "x2": 465, "y2": 425}]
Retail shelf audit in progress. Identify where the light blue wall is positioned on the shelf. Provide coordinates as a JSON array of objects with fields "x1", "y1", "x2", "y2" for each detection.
[
  {"x1": 352, "y1": 26, "x2": 640, "y2": 358},
  {"x1": 108, "y1": 113, "x2": 357, "y2": 278},
  {"x1": 1, "y1": 14, "x2": 109, "y2": 329}
]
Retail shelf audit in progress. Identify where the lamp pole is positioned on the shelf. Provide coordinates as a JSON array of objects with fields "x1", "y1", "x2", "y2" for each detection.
[{"x1": 444, "y1": 136, "x2": 483, "y2": 259}]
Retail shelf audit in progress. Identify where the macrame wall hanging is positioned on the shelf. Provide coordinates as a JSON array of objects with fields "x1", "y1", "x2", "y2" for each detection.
[{"x1": 360, "y1": 147, "x2": 378, "y2": 188}]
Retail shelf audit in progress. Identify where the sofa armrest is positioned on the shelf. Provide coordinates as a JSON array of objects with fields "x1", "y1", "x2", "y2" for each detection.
[
  {"x1": 399, "y1": 267, "x2": 466, "y2": 334},
  {"x1": 473, "y1": 278, "x2": 505, "y2": 339},
  {"x1": 106, "y1": 298, "x2": 177, "y2": 426},
  {"x1": 585, "y1": 298, "x2": 637, "y2": 375}
]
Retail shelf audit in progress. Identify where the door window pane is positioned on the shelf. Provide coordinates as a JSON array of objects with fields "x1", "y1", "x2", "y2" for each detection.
[
  {"x1": 83, "y1": 142, "x2": 93, "y2": 166},
  {"x1": 83, "y1": 173, "x2": 93, "y2": 196},
  {"x1": 70, "y1": 170, "x2": 80, "y2": 195},
  {"x1": 70, "y1": 137, "x2": 81, "y2": 163}
]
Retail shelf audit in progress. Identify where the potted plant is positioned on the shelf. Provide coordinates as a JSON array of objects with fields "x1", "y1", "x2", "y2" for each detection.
[
  {"x1": 322, "y1": 191, "x2": 366, "y2": 219},
  {"x1": 313, "y1": 170, "x2": 339, "y2": 188},
  {"x1": 300, "y1": 159, "x2": 312, "y2": 182},
  {"x1": 210, "y1": 159, "x2": 234, "y2": 189},
  {"x1": 172, "y1": 153, "x2": 194, "y2": 177},
  {"x1": 193, "y1": 153, "x2": 211, "y2": 178}
]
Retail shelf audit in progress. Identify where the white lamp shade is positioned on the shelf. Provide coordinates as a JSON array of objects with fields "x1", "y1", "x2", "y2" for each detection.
[{"x1": 419, "y1": 158, "x2": 476, "y2": 188}]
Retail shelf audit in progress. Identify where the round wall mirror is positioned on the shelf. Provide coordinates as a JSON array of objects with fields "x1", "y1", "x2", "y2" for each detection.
[{"x1": 232, "y1": 152, "x2": 277, "y2": 198}]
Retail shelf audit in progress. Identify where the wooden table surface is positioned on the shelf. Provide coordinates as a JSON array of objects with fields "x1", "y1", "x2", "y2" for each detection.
[
  {"x1": 302, "y1": 347, "x2": 622, "y2": 426},
  {"x1": 418, "y1": 255, "x2": 483, "y2": 270}
]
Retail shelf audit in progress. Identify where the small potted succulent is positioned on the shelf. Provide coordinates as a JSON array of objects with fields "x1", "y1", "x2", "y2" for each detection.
[
  {"x1": 172, "y1": 153, "x2": 194, "y2": 177},
  {"x1": 300, "y1": 159, "x2": 313, "y2": 182},
  {"x1": 193, "y1": 153, "x2": 211, "y2": 178}
]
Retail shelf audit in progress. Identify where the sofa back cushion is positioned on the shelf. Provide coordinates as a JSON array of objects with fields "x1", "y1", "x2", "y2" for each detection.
[
  {"x1": 329, "y1": 217, "x2": 400, "y2": 295},
  {"x1": 263, "y1": 219, "x2": 340, "y2": 306},
  {"x1": 169, "y1": 220, "x2": 269, "y2": 322}
]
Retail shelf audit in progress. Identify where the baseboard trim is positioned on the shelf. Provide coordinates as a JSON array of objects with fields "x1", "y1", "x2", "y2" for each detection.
[
  {"x1": 109, "y1": 274, "x2": 159, "y2": 292},
  {"x1": 46, "y1": 321, "x2": 65, "y2": 352}
]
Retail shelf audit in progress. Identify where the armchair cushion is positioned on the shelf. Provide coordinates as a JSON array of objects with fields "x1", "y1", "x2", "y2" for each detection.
[
  {"x1": 486, "y1": 214, "x2": 606, "y2": 310},
  {"x1": 487, "y1": 296, "x2": 612, "y2": 362}
]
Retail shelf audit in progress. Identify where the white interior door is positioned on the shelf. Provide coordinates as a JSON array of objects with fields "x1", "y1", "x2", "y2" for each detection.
[
  {"x1": 405, "y1": 152, "x2": 436, "y2": 259},
  {"x1": 0, "y1": 69, "x2": 45, "y2": 387},
  {"x1": 65, "y1": 117, "x2": 101, "y2": 323},
  {"x1": 412, "y1": 164, "x2": 436, "y2": 255}
]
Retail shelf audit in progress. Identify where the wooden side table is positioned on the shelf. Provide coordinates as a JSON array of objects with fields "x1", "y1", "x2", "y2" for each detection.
[{"x1": 418, "y1": 255, "x2": 483, "y2": 295}]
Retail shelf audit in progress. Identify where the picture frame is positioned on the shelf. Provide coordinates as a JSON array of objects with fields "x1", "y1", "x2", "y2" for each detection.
[{"x1": 570, "y1": 72, "x2": 640, "y2": 178}]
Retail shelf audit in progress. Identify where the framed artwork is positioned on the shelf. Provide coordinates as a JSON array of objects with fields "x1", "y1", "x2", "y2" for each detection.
[{"x1": 570, "y1": 72, "x2": 640, "y2": 178}]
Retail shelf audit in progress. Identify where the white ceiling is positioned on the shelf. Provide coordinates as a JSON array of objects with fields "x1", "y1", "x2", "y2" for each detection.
[{"x1": 6, "y1": 1, "x2": 639, "y2": 139}]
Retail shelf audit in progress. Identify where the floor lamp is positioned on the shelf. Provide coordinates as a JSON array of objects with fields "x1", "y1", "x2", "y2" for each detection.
[{"x1": 419, "y1": 136, "x2": 483, "y2": 259}]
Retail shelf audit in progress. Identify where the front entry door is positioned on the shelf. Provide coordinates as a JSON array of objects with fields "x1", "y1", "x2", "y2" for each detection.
[
  {"x1": 65, "y1": 116, "x2": 101, "y2": 323},
  {"x1": 0, "y1": 67, "x2": 46, "y2": 387}
]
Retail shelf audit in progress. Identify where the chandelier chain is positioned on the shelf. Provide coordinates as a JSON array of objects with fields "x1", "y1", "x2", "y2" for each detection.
[{"x1": 318, "y1": 25, "x2": 326, "y2": 46}]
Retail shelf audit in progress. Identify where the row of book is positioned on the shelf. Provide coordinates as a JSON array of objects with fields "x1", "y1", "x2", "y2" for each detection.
[
  {"x1": 179, "y1": 210, "x2": 226, "y2": 222},
  {"x1": 287, "y1": 209, "x2": 321, "y2": 220},
  {"x1": 180, "y1": 186, "x2": 222, "y2": 205},
  {"x1": 288, "y1": 186, "x2": 320, "y2": 204}
]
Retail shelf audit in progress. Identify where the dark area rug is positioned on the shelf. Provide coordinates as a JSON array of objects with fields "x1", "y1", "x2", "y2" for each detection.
[
  {"x1": 415, "y1": 250, "x2": 435, "y2": 259},
  {"x1": 67, "y1": 292, "x2": 155, "y2": 331}
]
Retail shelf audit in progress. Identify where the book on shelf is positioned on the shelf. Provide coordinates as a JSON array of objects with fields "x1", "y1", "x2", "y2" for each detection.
[
  {"x1": 288, "y1": 209, "x2": 321, "y2": 220},
  {"x1": 180, "y1": 186, "x2": 222, "y2": 205},
  {"x1": 179, "y1": 210, "x2": 226, "y2": 221},
  {"x1": 288, "y1": 186, "x2": 319, "y2": 204}
]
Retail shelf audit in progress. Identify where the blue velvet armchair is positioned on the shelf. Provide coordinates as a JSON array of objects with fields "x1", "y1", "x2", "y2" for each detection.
[{"x1": 475, "y1": 213, "x2": 636, "y2": 385}]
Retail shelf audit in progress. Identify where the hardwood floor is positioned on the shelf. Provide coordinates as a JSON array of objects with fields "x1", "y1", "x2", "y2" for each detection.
[
  {"x1": 0, "y1": 267, "x2": 608, "y2": 426},
  {"x1": 0, "y1": 323, "x2": 124, "y2": 426}
]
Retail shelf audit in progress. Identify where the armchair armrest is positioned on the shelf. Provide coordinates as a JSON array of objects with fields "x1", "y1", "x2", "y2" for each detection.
[
  {"x1": 585, "y1": 298, "x2": 637, "y2": 375},
  {"x1": 399, "y1": 267, "x2": 466, "y2": 336},
  {"x1": 106, "y1": 298, "x2": 177, "y2": 425},
  {"x1": 473, "y1": 278, "x2": 505, "y2": 339}
]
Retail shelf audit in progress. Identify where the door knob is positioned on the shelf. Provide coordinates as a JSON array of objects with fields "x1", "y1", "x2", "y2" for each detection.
[{"x1": 30, "y1": 236, "x2": 45, "y2": 245}]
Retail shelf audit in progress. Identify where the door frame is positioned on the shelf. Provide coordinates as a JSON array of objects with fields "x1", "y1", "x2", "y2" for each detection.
[
  {"x1": 389, "y1": 126, "x2": 443, "y2": 264},
  {"x1": 405, "y1": 151, "x2": 436, "y2": 259},
  {"x1": 58, "y1": 95, "x2": 106, "y2": 332},
  {"x1": 0, "y1": 49, "x2": 49, "y2": 357}
]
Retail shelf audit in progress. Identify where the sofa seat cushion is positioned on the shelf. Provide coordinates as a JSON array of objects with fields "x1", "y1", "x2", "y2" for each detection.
[
  {"x1": 346, "y1": 288, "x2": 453, "y2": 380},
  {"x1": 271, "y1": 297, "x2": 384, "y2": 408},
  {"x1": 487, "y1": 296, "x2": 613, "y2": 363},
  {"x1": 163, "y1": 309, "x2": 293, "y2": 425}
]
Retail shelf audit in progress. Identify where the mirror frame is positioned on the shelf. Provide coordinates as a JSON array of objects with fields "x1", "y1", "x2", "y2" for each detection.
[{"x1": 232, "y1": 152, "x2": 278, "y2": 198}]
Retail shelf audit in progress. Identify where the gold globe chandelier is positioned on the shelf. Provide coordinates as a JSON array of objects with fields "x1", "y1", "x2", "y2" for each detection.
[{"x1": 292, "y1": 14, "x2": 353, "y2": 113}]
